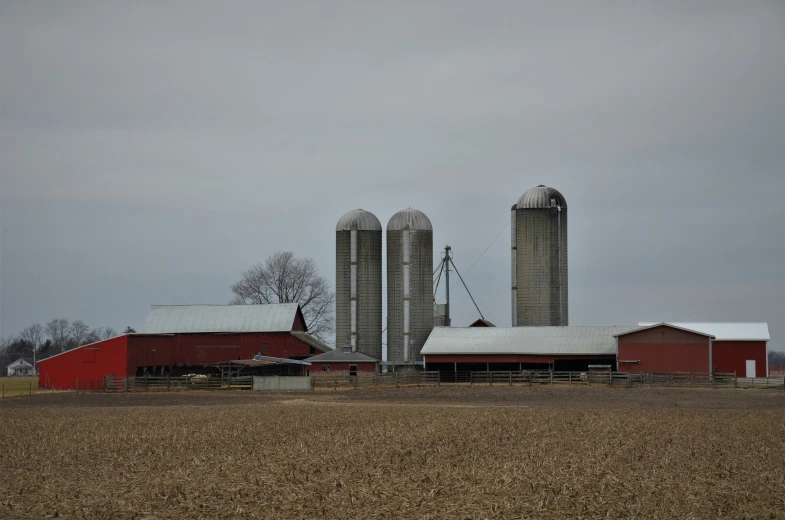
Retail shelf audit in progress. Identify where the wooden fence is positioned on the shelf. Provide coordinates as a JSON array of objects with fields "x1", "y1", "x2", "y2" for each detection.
[
  {"x1": 445, "y1": 370, "x2": 785, "y2": 389},
  {"x1": 312, "y1": 371, "x2": 440, "y2": 390},
  {"x1": 102, "y1": 375, "x2": 254, "y2": 392}
]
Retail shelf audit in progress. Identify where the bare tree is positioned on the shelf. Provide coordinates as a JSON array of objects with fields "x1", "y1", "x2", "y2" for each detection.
[
  {"x1": 69, "y1": 321, "x2": 90, "y2": 347},
  {"x1": 98, "y1": 327, "x2": 118, "y2": 340},
  {"x1": 231, "y1": 251, "x2": 335, "y2": 339},
  {"x1": 19, "y1": 324, "x2": 44, "y2": 354},
  {"x1": 45, "y1": 318, "x2": 71, "y2": 352}
]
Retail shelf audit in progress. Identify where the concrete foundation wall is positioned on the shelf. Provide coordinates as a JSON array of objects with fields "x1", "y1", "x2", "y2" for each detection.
[{"x1": 252, "y1": 376, "x2": 313, "y2": 391}]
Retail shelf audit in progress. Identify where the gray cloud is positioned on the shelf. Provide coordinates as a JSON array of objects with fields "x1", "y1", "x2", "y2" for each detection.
[{"x1": 2, "y1": 1, "x2": 783, "y2": 351}]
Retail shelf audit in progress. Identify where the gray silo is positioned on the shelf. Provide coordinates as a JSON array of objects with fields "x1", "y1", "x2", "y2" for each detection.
[
  {"x1": 512, "y1": 185, "x2": 568, "y2": 326},
  {"x1": 336, "y1": 209, "x2": 383, "y2": 359},
  {"x1": 387, "y1": 208, "x2": 433, "y2": 366}
]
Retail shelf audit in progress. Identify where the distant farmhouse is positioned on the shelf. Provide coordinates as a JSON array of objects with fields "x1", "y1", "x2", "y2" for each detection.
[{"x1": 7, "y1": 358, "x2": 35, "y2": 377}]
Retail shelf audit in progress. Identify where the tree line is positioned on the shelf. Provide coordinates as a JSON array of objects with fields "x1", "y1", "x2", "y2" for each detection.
[{"x1": 0, "y1": 319, "x2": 136, "y2": 370}]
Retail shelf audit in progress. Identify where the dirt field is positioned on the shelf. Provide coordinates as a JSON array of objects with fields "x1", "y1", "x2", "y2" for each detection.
[{"x1": 1, "y1": 387, "x2": 784, "y2": 519}]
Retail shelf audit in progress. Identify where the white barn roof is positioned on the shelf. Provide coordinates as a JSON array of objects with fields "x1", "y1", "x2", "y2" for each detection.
[
  {"x1": 638, "y1": 322, "x2": 770, "y2": 341},
  {"x1": 421, "y1": 326, "x2": 638, "y2": 356},
  {"x1": 140, "y1": 304, "x2": 302, "y2": 334}
]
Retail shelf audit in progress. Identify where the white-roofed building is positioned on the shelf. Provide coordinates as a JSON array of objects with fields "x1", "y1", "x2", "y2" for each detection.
[{"x1": 421, "y1": 326, "x2": 637, "y2": 372}]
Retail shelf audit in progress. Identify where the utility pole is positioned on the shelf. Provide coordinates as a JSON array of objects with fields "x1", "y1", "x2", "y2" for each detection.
[{"x1": 444, "y1": 245, "x2": 451, "y2": 327}]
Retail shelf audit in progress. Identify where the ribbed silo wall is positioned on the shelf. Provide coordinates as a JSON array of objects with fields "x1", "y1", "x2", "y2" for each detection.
[
  {"x1": 515, "y1": 208, "x2": 568, "y2": 326},
  {"x1": 387, "y1": 229, "x2": 434, "y2": 364},
  {"x1": 336, "y1": 230, "x2": 382, "y2": 358}
]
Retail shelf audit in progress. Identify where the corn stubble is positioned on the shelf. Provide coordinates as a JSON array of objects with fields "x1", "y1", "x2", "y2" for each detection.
[{"x1": 1, "y1": 401, "x2": 784, "y2": 519}]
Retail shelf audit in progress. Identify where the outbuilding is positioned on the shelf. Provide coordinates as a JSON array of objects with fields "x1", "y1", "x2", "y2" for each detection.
[
  {"x1": 306, "y1": 347, "x2": 380, "y2": 376},
  {"x1": 422, "y1": 326, "x2": 636, "y2": 373},
  {"x1": 37, "y1": 304, "x2": 331, "y2": 390},
  {"x1": 621, "y1": 322, "x2": 770, "y2": 377}
]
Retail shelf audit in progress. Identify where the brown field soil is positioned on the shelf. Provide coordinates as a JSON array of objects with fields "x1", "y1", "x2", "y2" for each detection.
[{"x1": 1, "y1": 388, "x2": 784, "y2": 519}]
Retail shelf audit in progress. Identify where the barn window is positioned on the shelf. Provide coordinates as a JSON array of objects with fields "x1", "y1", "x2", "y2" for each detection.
[
  {"x1": 349, "y1": 365, "x2": 357, "y2": 376},
  {"x1": 323, "y1": 365, "x2": 330, "y2": 372}
]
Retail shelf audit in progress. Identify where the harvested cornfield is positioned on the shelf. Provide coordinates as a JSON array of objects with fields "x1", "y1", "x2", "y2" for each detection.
[{"x1": 1, "y1": 391, "x2": 784, "y2": 519}]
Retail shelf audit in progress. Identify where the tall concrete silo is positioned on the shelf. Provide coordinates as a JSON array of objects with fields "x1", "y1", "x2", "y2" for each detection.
[
  {"x1": 387, "y1": 208, "x2": 433, "y2": 366},
  {"x1": 512, "y1": 185, "x2": 568, "y2": 326},
  {"x1": 336, "y1": 209, "x2": 382, "y2": 359}
]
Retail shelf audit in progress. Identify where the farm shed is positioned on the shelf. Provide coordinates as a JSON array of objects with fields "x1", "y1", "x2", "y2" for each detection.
[
  {"x1": 621, "y1": 322, "x2": 770, "y2": 377},
  {"x1": 421, "y1": 326, "x2": 636, "y2": 373},
  {"x1": 37, "y1": 304, "x2": 331, "y2": 390},
  {"x1": 306, "y1": 347, "x2": 380, "y2": 376}
]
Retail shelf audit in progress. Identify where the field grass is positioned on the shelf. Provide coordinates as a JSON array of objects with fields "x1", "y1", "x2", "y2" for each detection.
[
  {"x1": 0, "y1": 376, "x2": 37, "y2": 397},
  {"x1": 2, "y1": 389, "x2": 784, "y2": 519}
]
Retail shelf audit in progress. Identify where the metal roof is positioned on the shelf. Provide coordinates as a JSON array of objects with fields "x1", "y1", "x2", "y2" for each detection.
[
  {"x1": 421, "y1": 326, "x2": 637, "y2": 356},
  {"x1": 140, "y1": 304, "x2": 301, "y2": 334},
  {"x1": 638, "y1": 322, "x2": 770, "y2": 341},
  {"x1": 210, "y1": 356, "x2": 312, "y2": 367},
  {"x1": 516, "y1": 185, "x2": 568, "y2": 209},
  {"x1": 290, "y1": 331, "x2": 332, "y2": 353},
  {"x1": 616, "y1": 323, "x2": 715, "y2": 338},
  {"x1": 387, "y1": 208, "x2": 433, "y2": 231},
  {"x1": 305, "y1": 348, "x2": 380, "y2": 363},
  {"x1": 335, "y1": 209, "x2": 382, "y2": 232}
]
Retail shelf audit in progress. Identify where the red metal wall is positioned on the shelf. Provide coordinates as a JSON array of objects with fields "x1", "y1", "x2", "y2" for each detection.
[
  {"x1": 423, "y1": 354, "x2": 614, "y2": 364},
  {"x1": 126, "y1": 332, "x2": 317, "y2": 373},
  {"x1": 37, "y1": 335, "x2": 128, "y2": 390},
  {"x1": 617, "y1": 326, "x2": 710, "y2": 373},
  {"x1": 712, "y1": 341, "x2": 767, "y2": 377},
  {"x1": 310, "y1": 362, "x2": 377, "y2": 374}
]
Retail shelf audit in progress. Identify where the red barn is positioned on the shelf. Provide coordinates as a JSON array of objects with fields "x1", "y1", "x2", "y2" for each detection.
[
  {"x1": 617, "y1": 322, "x2": 770, "y2": 377},
  {"x1": 37, "y1": 304, "x2": 331, "y2": 390}
]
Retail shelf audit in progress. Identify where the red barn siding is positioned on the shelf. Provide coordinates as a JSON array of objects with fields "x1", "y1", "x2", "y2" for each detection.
[
  {"x1": 617, "y1": 326, "x2": 710, "y2": 373},
  {"x1": 712, "y1": 341, "x2": 768, "y2": 377},
  {"x1": 127, "y1": 333, "x2": 316, "y2": 370},
  {"x1": 38, "y1": 335, "x2": 128, "y2": 390}
]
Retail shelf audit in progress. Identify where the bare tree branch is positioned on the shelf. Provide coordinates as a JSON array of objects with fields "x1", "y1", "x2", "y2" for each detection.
[{"x1": 230, "y1": 251, "x2": 335, "y2": 340}]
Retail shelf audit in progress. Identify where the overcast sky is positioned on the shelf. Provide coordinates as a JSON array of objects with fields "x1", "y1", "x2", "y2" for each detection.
[{"x1": 1, "y1": 1, "x2": 783, "y2": 352}]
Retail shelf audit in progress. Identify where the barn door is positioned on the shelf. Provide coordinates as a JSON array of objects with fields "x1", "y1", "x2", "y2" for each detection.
[{"x1": 745, "y1": 360, "x2": 756, "y2": 378}]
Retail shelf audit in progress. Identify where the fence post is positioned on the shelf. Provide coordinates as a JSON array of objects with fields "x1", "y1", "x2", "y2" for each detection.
[
  {"x1": 416, "y1": 371, "x2": 420, "y2": 388},
  {"x1": 167, "y1": 374, "x2": 170, "y2": 392},
  {"x1": 670, "y1": 372, "x2": 674, "y2": 385},
  {"x1": 1, "y1": 384, "x2": 3, "y2": 398},
  {"x1": 395, "y1": 371, "x2": 399, "y2": 389},
  {"x1": 76, "y1": 379, "x2": 79, "y2": 393},
  {"x1": 470, "y1": 372, "x2": 473, "y2": 387},
  {"x1": 125, "y1": 377, "x2": 129, "y2": 392},
  {"x1": 374, "y1": 373, "x2": 378, "y2": 389},
  {"x1": 145, "y1": 374, "x2": 148, "y2": 392},
  {"x1": 691, "y1": 372, "x2": 694, "y2": 386},
  {"x1": 334, "y1": 375, "x2": 338, "y2": 391},
  {"x1": 490, "y1": 372, "x2": 493, "y2": 387},
  {"x1": 509, "y1": 372, "x2": 512, "y2": 386},
  {"x1": 29, "y1": 382, "x2": 32, "y2": 396},
  {"x1": 569, "y1": 372, "x2": 572, "y2": 385}
]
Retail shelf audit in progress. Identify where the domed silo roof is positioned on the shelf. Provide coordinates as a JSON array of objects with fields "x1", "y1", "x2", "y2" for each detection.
[
  {"x1": 515, "y1": 185, "x2": 567, "y2": 209},
  {"x1": 386, "y1": 208, "x2": 433, "y2": 231},
  {"x1": 336, "y1": 209, "x2": 382, "y2": 231}
]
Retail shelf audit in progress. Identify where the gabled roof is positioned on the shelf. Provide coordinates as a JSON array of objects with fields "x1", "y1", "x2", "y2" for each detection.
[
  {"x1": 7, "y1": 358, "x2": 34, "y2": 368},
  {"x1": 469, "y1": 319, "x2": 496, "y2": 327},
  {"x1": 615, "y1": 322, "x2": 715, "y2": 339},
  {"x1": 638, "y1": 322, "x2": 770, "y2": 341},
  {"x1": 305, "y1": 348, "x2": 380, "y2": 363},
  {"x1": 290, "y1": 332, "x2": 332, "y2": 353},
  {"x1": 139, "y1": 304, "x2": 304, "y2": 334},
  {"x1": 422, "y1": 326, "x2": 638, "y2": 356}
]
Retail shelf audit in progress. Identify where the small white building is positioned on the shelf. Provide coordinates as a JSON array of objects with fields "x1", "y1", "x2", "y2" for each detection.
[{"x1": 7, "y1": 358, "x2": 35, "y2": 377}]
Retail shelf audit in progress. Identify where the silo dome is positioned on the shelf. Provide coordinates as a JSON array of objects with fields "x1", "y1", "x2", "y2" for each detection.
[
  {"x1": 386, "y1": 208, "x2": 433, "y2": 231},
  {"x1": 336, "y1": 209, "x2": 382, "y2": 231},
  {"x1": 516, "y1": 185, "x2": 568, "y2": 209}
]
